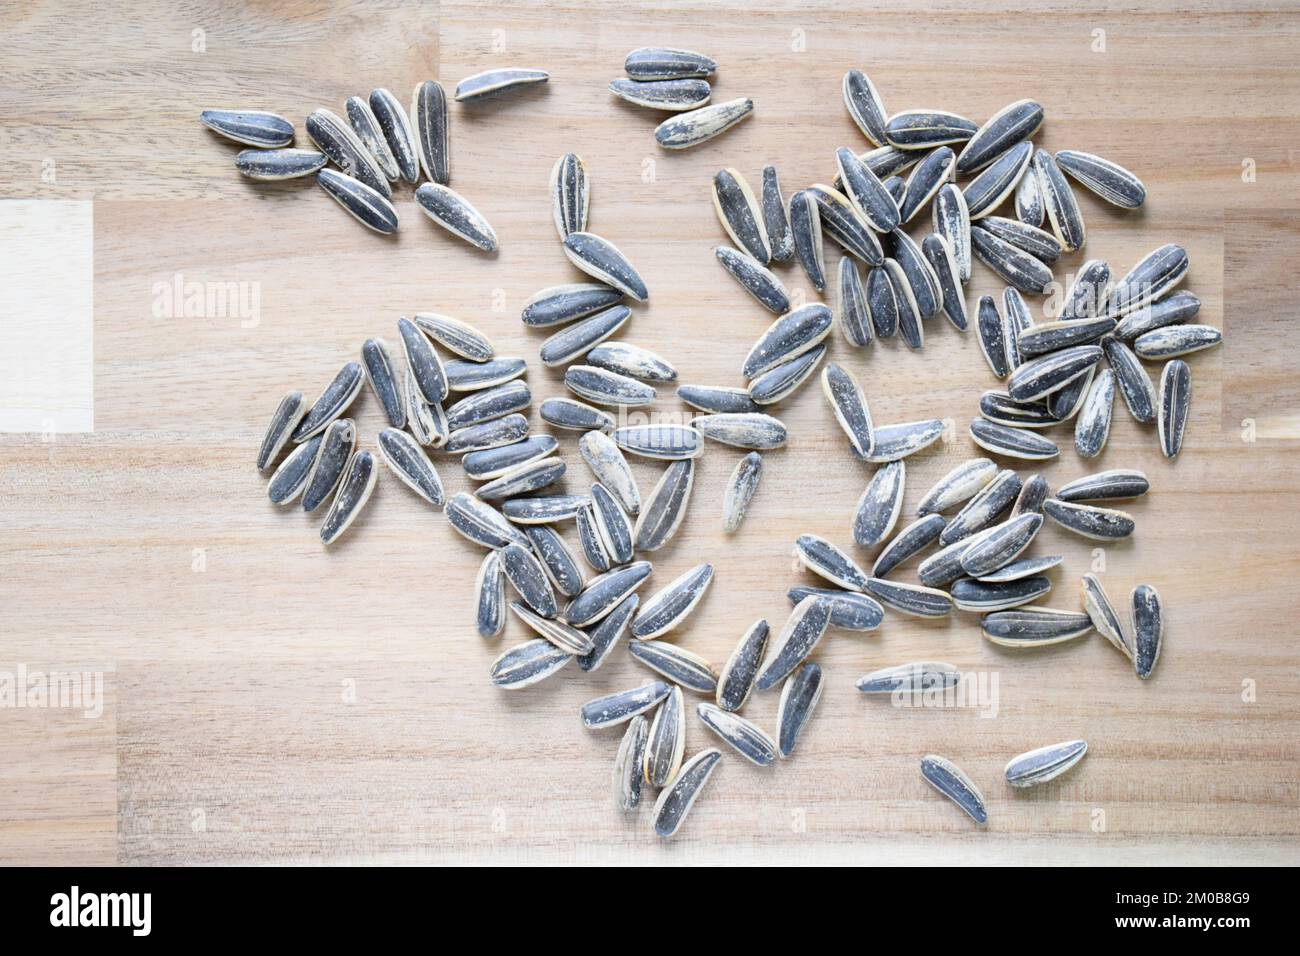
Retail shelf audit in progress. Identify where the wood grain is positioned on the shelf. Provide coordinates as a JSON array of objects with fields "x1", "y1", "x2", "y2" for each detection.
[{"x1": 1, "y1": 0, "x2": 1299, "y2": 865}]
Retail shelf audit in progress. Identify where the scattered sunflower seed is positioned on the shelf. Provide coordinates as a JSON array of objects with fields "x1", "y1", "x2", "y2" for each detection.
[
  {"x1": 540, "y1": 397, "x2": 616, "y2": 433},
  {"x1": 821, "y1": 363, "x2": 875, "y2": 459},
  {"x1": 1011, "y1": 474, "x2": 1051, "y2": 516},
  {"x1": 579, "y1": 430, "x2": 640, "y2": 515},
  {"x1": 933, "y1": 183, "x2": 972, "y2": 282},
  {"x1": 923, "y1": 233, "x2": 968, "y2": 331},
  {"x1": 511, "y1": 600, "x2": 593, "y2": 655},
  {"x1": 653, "y1": 748, "x2": 722, "y2": 839},
  {"x1": 963, "y1": 140, "x2": 1033, "y2": 219},
  {"x1": 319, "y1": 450, "x2": 377, "y2": 545},
  {"x1": 981, "y1": 606, "x2": 1093, "y2": 647},
  {"x1": 445, "y1": 492, "x2": 531, "y2": 549},
  {"x1": 747, "y1": 344, "x2": 826, "y2": 405},
  {"x1": 562, "y1": 232, "x2": 648, "y2": 301},
  {"x1": 853, "y1": 461, "x2": 905, "y2": 547},
  {"x1": 1131, "y1": 584, "x2": 1163, "y2": 679},
  {"x1": 1008, "y1": 345, "x2": 1103, "y2": 403},
  {"x1": 635, "y1": 458, "x2": 696, "y2": 551},
  {"x1": 743, "y1": 304, "x2": 833, "y2": 378},
  {"x1": 454, "y1": 68, "x2": 548, "y2": 102},
  {"x1": 550, "y1": 152, "x2": 589, "y2": 241},
  {"x1": 565, "y1": 365, "x2": 656, "y2": 407},
  {"x1": 1056, "y1": 149, "x2": 1146, "y2": 208},
  {"x1": 582, "y1": 681, "x2": 671, "y2": 729},
  {"x1": 521, "y1": 283, "x2": 625, "y2": 328},
  {"x1": 564, "y1": 562, "x2": 653, "y2": 628},
  {"x1": 406, "y1": 375, "x2": 448, "y2": 448},
  {"x1": 952, "y1": 575, "x2": 1050, "y2": 612},
  {"x1": 1033, "y1": 148, "x2": 1086, "y2": 252},
  {"x1": 960, "y1": 512, "x2": 1043, "y2": 577},
  {"x1": 292, "y1": 362, "x2": 365, "y2": 442},
  {"x1": 713, "y1": 167, "x2": 771, "y2": 264},
  {"x1": 697, "y1": 702, "x2": 778, "y2": 766},
  {"x1": 776, "y1": 663, "x2": 823, "y2": 758},
  {"x1": 655, "y1": 97, "x2": 754, "y2": 149},
  {"x1": 809, "y1": 184, "x2": 883, "y2": 265},
  {"x1": 722, "y1": 452, "x2": 764, "y2": 533},
  {"x1": 490, "y1": 638, "x2": 571, "y2": 689},
  {"x1": 625, "y1": 47, "x2": 717, "y2": 80},
  {"x1": 474, "y1": 456, "x2": 565, "y2": 501},
  {"x1": 1103, "y1": 338, "x2": 1157, "y2": 423},
  {"x1": 590, "y1": 481, "x2": 634, "y2": 565},
  {"x1": 789, "y1": 189, "x2": 827, "y2": 292},
  {"x1": 235, "y1": 147, "x2": 327, "y2": 180},
  {"x1": 345, "y1": 95, "x2": 400, "y2": 181},
  {"x1": 865, "y1": 419, "x2": 944, "y2": 463},
  {"x1": 917, "y1": 458, "x2": 997, "y2": 516},
  {"x1": 613, "y1": 424, "x2": 703, "y2": 460},
  {"x1": 257, "y1": 391, "x2": 307, "y2": 472},
  {"x1": 756, "y1": 596, "x2": 833, "y2": 690},
  {"x1": 836, "y1": 146, "x2": 901, "y2": 232},
  {"x1": 631, "y1": 563, "x2": 715, "y2": 639},
  {"x1": 836, "y1": 256, "x2": 873, "y2": 346},
  {"x1": 415, "y1": 182, "x2": 498, "y2": 251},
  {"x1": 501, "y1": 543, "x2": 558, "y2": 618},
  {"x1": 1015, "y1": 171, "x2": 1044, "y2": 227},
  {"x1": 368, "y1": 88, "x2": 419, "y2": 184},
  {"x1": 872, "y1": 514, "x2": 946, "y2": 578},
  {"x1": 1081, "y1": 573, "x2": 1130, "y2": 658},
  {"x1": 306, "y1": 108, "x2": 390, "y2": 196},
  {"x1": 980, "y1": 391, "x2": 1056, "y2": 429},
  {"x1": 526, "y1": 524, "x2": 585, "y2": 599},
  {"x1": 891, "y1": 228, "x2": 941, "y2": 319},
  {"x1": 716, "y1": 619, "x2": 769, "y2": 711},
  {"x1": 693, "y1": 413, "x2": 787, "y2": 450},
  {"x1": 761, "y1": 165, "x2": 794, "y2": 262},
  {"x1": 979, "y1": 215, "x2": 1063, "y2": 265},
  {"x1": 267, "y1": 434, "x2": 324, "y2": 505},
  {"x1": 785, "y1": 587, "x2": 885, "y2": 631},
  {"x1": 317, "y1": 169, "x2": 399, "y2": 234},
  {"x1": 300, "y1": 419, "x2": 356, "y2": 513},
  {"x1": 446, "y1": 380, "x2": 532, "y2": 431},
  {"x1": 446, "y1": 413, "x2": 529, "y2": 454},
  {"x1": 1107, "y1": 244, "x2": 1189, "y2": 317},
  {"x1": 715, "y1": 245, "x2": 790, "y2": 314},
  {"x1": 539, "y1": 305, "x2": 631, "y2": 367},
  {"x1": 411, "y1": 80, "x2": 450, "y2": 184},
  {"x1": 957, "y1": 99, "x2": 1044, "y2": 175},
  {"x1": 631, "y1": 641, "x2": 719, "y2": 694},
  {"x1": 866, "y1": 263, "x2": 899, "y2": 338},
  {"x1": 921, "y1": 754, "x2": 987, "y2": 824},
  {"x1": 1018, "y1": 317, "x2": 1116, "y2": 360},
  {"x1": 1005, "y1": 739, "x2": 1088, "y2": 788},
  {"x1": 939, "y1": 469, "x2": 1022, "y2": 546},
  {"x1": 795, "y1": 534, "x2": 871, "y2": 591},
  {"x1": 885, "y1": 110, "x2": 977, "y2": 149},
  {"x1": 398, "y1": 316, "x2": 448, "y2": 405},
  {"x1": 864, "y1": 577, "x2": 954, "y2": 617},
  {"x1": 1042, "y1": 498, "x2": 1135, "y2": 540},
  {"x1": 971, "y1": 226, "x2": 1053, "y2": 294},
  {"x1": 643, "y1": 686, "x2": 685, "y2": 789},
  {"x1": 1057, "y1": 469, "x2": 1149, "y2": 502},
  {"x1": 1158, "y1": 359, "x2": 1191, "y2": 459},
  {"x1": 977, "y1": 554, "x2": 1062, "y2": 583},
  {"x1": 969, "y1": 418, "x2": 1060, "y2": 461},
  {"x1": 200, "y1": 108, "x2": 294, "y2": 147},
  {"x1": 977, "y1": 295, "x2": 1009, "y2": 378},
  {"x1": 463, "y1": 435, "x2": 559, "y2": 480},
  {"x1": 609, "y1": 76, "x2": 711, "y2": 111},
  {"x1": 413, "y1": 313, "x2": 495, "y2": 362},
  {"x1": 475, "y1": 551, "x2": 507, "y2": 638},
  {"x1": 1135, "y1": 325, "x2": 1221, "y2": 359},
  {"x1": 445, "y1": 356, "x2": 527, "y2": 392},
  {"x1": 842, "y1": 70, "x2": 888, "y2": 146},
  {"x1": 577, "y1": 503, "x2": 611, "y2": 572},
  {"x1": 614, "y1": 714, "x2": 650, "y2": 810},
  {"x1": 899, "y1": 147, "x2": 955, "y2": 224},
  {"x1": 856, "y1": 661, "x2": 960, "y2": 694},
  {"x1": 578, "y1": 593, "x2": 639, "y2": 672},
  {"x1": 360, "y1": 338, "x2": 405, "y2": 428},
  {"x1": 1048, "y1": 367, "x2": 1092, "y2": 422},
  {"x1": 1113, "y1": 291, "x2": 1201, "y2": 340},
  {"x1": 501, "y1": 494, "x2": 589, "y2": 524}
]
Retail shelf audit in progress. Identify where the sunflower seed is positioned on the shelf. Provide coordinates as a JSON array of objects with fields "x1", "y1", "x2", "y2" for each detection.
[
  {"x1": 957, "y1": 99, "x2": 1044, "y2": 175},
  {"x1": 933, "y1": 183, "x2": 972, "y2": 282},
  {"x1": 1033, "y1": 148, "x2": 1086, "y2": 252},
  {"x1": 501, "y1": 543, "x2": 558, "y2": 618},
  {"x1": 821, "y1": 363, "x2": 875, "y2": 459},
  {"x1": 565, "y1": 365, "x2": 656, "y2": 407},
  {"x1": 743, "y1": 304, "x2": 832, "y2": 379},
  {"x1": 1131, "y1": 584, "x2": 1163, "y2": 679},
  {"x1": 635, "y1": 459, "x2": 695, "y2": 551},
  {"x1": 397, "y1": 316, "x2": 448, "y2": 406},
  {"x1": 971, "y1": 226, "x2": 1053, "y2": 294},
  {"x1": 789, "y1": 189, "x2": 827, "y2": 291},
  {"x1": 446, "y1": 492, "x2": 531, "y2": 549},
  {"x1": 977, "y1": 296, "x2": 1009, "y2": 378},
  {"x1": 655, "y1": 97, "x2": 754, "y2": 149},
  {"x1": 614, "y1": 424, "x2": 704, "y2": 460},
  {"x1": 923, "y1": 233, "x2": 968, "y2": 331},
  {"x1": 713, "y1": 168, "x2": 770, "y2": 264},
  {"x1": 856, "y1": 662, "x2": 960, "y2": 694},
  {"x1": 578, "y1": 592, "x2": 639, "y2": 672},
  {"x1": 1081, "y1": 573, "x2": 1130, "y2": 658},
  {"x1": 526, "y1": 525, "x2": 585, "y2": 599},
  {"x1": 1137, "y1": 325, "x2": 1221, "y2": 360},
  {"x1": 454, "y1": 68, "x2": 548, "y2": 103},
  {"x1": 809, "y1": 184, "x2": 884, "y2": 265},
  {"x1": 539, "y1": 305, "x2": 631, "y2": 367},
  {"x1": 723, "y1": 452, "x2": 764, "y2": 533},
  {"x1": 576, "y1": 503, "x2": 611, "y2": 572},
  {"x1": 794, "y1": 534, "x2": 870, "y2": 591},
  {"x1": 200, "y1": 108, "x2": 293, "y2": 147},
  {"x1": 864, "y1": 577, "x2": 954, "y2": 617},
  {"x1": 415, "y1": 182, "x2": 498, "y2": 250},
  {"x1": 1006, "y1": 739, "x2": 1089, "y2": 788},
  {"x1": 446, "y1": 381, "x2": 531, "y2": 431},
  {"x1": 921, "y1": 755, "x2": 987, "y2": 824},
  {"x1": 521, "y1": 283, "x2": 624, "y2": 328},
  {"x1": 1057, "y1": 469, "x2": 1149, "y2": 503},
  {"x1": 1113, "y1": 290, "x2": 1201, "y2": 340},
  {"x1": 564, "y1": 561, "x2": 652, "y2": 628},
  {"x1": 857, "y1": 144, "x2": 922, "y2": 178},
  {"x1": 696, "y1": 703, "x2": 777, "y2": 766},
  {"x1": 716, "y1": 620, "x2": 769, "y2": 712},
  {"x1": 316, "y1": 169, "x2": 398, "y2": 233},
  {"x1": 609, "y1": 76, "x2": 711, "y2": 111},
  {"x1": 1043, "y1": 498, "x2": 1135, "y2": 540},
  {"x1": 981, "y1": 606, "x2": 1093, "y2": 647},
  {"x1": 577, "y1": 431, "x2": 639, "y2": 516},
  {"x1": 1001, "y1": 292, "x2": 1027, "y2": 373},
  {"x1": 836, "y1": 257, "x2": 873, "y2": 346},
  {"x1": 1050, "y1": 369, "x2": 1091, "y2": 427},
  {"x1": 475, "y1": 457, "x2": 565, "y2": 501},
  {"x1": 1015, "y1": 171, "x2": 1044, "y2": 227},
  {"x1": 748, "y1": 344, "x2": 826, "y2": 405},
  {"x1": 885, "y1": 110, "x2": 977, "y2": 149},
  {"x1": 960, "y1": 512, "x2": 1043, "y2": 577},
  {"x1": 292, "y1": 362, "x2": 364, "y2": 442},
  {"x1": 842, "y1": 70, "x2": 888, "y2": 146},
  {"x1": 858, "y1": 267, "x2": 896, "y2": 343},
  {"x1": 899, "y1": 147, "x2": 955, "y2": 224},
  {"x1": 1018, "y1": 318, "x2": 1115, "y2": 361},
  {"x1": 356, "y1": 339, "x2": 404, "y2": 429},
  {"x1": 490, "y1": 638, "x2": 571, "y2": 689},
  {"x1": 918, "y1": 459, "x2": 997, "y2": 516},
  {"x1": 643, "y1": 686, "x2": 685, "y2": 790},
  {"x1": 871, "y1": 514, "x2": 945, "y2": 578},
  {"x1": 625, "y1": 47, "x2": 717, "y2": 80},
  {"x1": 257, "y1": 391, "x2": 307, "y2": 472},
  {"x1": 785, "y1": 587, "x2": 885, "y2": 631},
  {"x1": 692, "y1": 413, "x2": 787, "y2": 451},
  {"x1": 446, "y1": 356, "x2": 526, "y2": 392},
  {"x1": 614, "y1": 714, "x2": 650, "y2": 810},
  {"x1": 345, "y1": 95, "x2": 399, "y2": 181},
  {"x1": 366, "y1": 88, "x2": 419, "y2": 184},
  {"x1": 1011, "y1": 474, "x2": 1051, "y2": 516},
  {"x1": 836, "y1": 146, "x2": 901, "y2": 232},
  {"x1": 952, "y1": 575, "x2": 1051, "y2": 612},
  {"x1": 631, "y1": 642, "x2": 719, "y2": 694},
  {"x1": 756, "y1": 597, "x2": 832, "y2": 690},
  {"x1": 410, "y1": 314, "x2": 494, "y2": 364},
  {"x1": 977, "y1": 554, "x2": 1062, "y2": 583},
  {"x1": 463, "y1": 435, "x2": 559, "y2": 480},
  {"x1": 267, "y1": 434, "x2": 324, "y2": 505},
  {"x1": 406, "y1": 374, "x2": 448, "y2": 448},
  {"x1": 1103, "y1": 338, "x2": 1156, "y2": 423},
  {"x1": 1009, "y1": 345, "x2": 1103, "y2": 402},
  {"x1": 301, "y1": 419, "x2": 357, "y2": 513},
  {"x1": 319, "y1": 450, "x2": 377, "y2": 545},
  {"x1": 1057, "y1": 260, "x2": 1110, "y2": 323},
  {"x1": 562, "y1": 232, "x2": 648, "y2": 301},
  {"x1": 853, "y1": 461, "x2": 905, "y2": 547},
  {"x1": 1056, "y1": 150, "x2": 1146, "y2": 208},
  {"x1": 653, "y1": 747, "x2": 722, "y2": 839},
  {"x1": 306, "y1": 108, "x2": 390, "y2": 196},
  {"x1": 410, "y1": 80, "x2": 450, "y2": 184},
  {"x1": 1158, "y1": 359, "x2": 1192, "y2": 459},
  {"x1": 963, "y1": 140, "x2": 1033, "y2": 219},
  {"x1": 1107, "y1": 244, "x2": 1190, "y2": 317},
  {"x1": 632, "y1": 563, "x2": 714, "y2": 639},
  {"x1": 474, "y1": 550, "x2": 508, "y2": 638},
  {"x1": 969, "y1": 418, "x2": 1060, "y2": 461},
  {"x1": 939, "y1": 469, "x2": 1021, "y2": 546},
  {"x1": 590, "y1": 482, "x2": 634, "y2": 564},
  {"x1": 511, "y1": 600, "x2": 593, "y2": 654},
  {"x1": 540, "y1": 397, "x2": 615, "y2": 434},
  {"x1": 547, "y1": 152, "x2": 589, "y2": 241},
  {"x1": 582, "y1": 681, "x2": 671, "y2": 729},
  {"x1": 980, "y1": 391, "x2": 1056, "y2": 429},
  {"x1": 979, "y1": 215, "x2": 1063, "y2": 265},
  {"x1": 235, "y1": 148, "x2": 327, "y2": 180},
  {"x1": 865, "y1": 419, "x2": 944, "y2": 463},
  {"x1": 761, "y1": 165, "x2": 794, "y2": 262},
  {"x1": 502, "y1": 494, "x2": 589, "y2": 524},
  {"x1": 446, "y1": 413, "x2": 529, "y2": 454},
  {"x1": 891, "y1": 228, "x2": 941, "y2": 319},
  {"x1": 715, "y1": 245, "x2": 790, "y2": 314}
]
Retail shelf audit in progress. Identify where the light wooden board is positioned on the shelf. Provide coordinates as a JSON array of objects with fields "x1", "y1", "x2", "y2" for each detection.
[{"x1": 1, "y1": 0, "x2": 1299, "y2": 865}]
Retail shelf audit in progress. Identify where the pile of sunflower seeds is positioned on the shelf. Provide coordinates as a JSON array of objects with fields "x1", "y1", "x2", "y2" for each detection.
[{"x1": 243, "y1": 50, "x2": 1214, "y2": 837}]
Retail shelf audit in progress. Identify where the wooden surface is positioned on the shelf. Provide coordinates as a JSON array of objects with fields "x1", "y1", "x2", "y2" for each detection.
[{"x1": 2, "y1": 0, "x2": 1299, "y2": 865}]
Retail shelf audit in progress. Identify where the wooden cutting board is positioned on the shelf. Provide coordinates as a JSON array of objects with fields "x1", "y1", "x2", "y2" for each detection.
[{"x1": 1, "y1": 0, "x2": 1298, "y2": 864}]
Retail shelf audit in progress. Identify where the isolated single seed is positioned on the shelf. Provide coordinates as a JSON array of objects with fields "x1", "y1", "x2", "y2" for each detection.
[
  {"x1": 446, "y1": 380, "x2": 531, "y2": 431},
  {"x1": 643, "y1": 687, "x2": 685, "y2": 790},
  {"x1": 579, "y1": 430, "x2": 640, "y2": 515},
  {"x1": 756, "y1": 597, "x2": 832, "y2": 690},
  {"x1": 501, "y1": 494, "x2": 589, "y2": 525},
  {"x1": 917, "y1": 458, "x2": 997, "y2": 516},
  {"x1": 454, "y1": 68, "x2": 548, "y2": 102},
  {"x1": 525, "y1": 525, "x2": 584, "y2": 600},
  {"x1": 866, "y1": 264, "x2": 899, "y2": 338},
  {"x1": 521, "y1": 283, "x2": 624, "y2": 328},
  {"x1": 317, "y1": 169, "x2": 399, "y2": 234},
  {"x1": 856, "y1": 662, "x2": 960, "y2": 695},
  {"x1": 979, "y1": 215, "x2": 1063, "y2": 264},
  {"x1": 921, "y1": 755, "x2": 987, "y2": 824},
  {"x1": 842, "y1": 69, "x2": 888, "y2": 146},
  {"x1": 632, "y1": 563, "x2": 715, "y2": 639},
  {"x1": 474, "y1": 456, "x2": 564, "y2": 501},
  {"x1": 511, "y1": 600, "x2": 593, "y2": 654},
  {"x1": 697, "y1": 703, "x2": 778, "y2": 766},
  {"x1": 722, "y1": 451, "x2": 764, "y2": 533},
  {"x1": 345, "y1": 95, "x2": 400, "y2": 181},
  {"x1": 747, "y1": 345, "x2": 826, "y2": 405},
  {"x1": 1113, "y1": 291, "x2": 1201, "y2": 339},
  {"x1": 625, "y1": 47, "x2": 717, "y2": 80},
  {"x1": 562, "y1": 232, "x2": 648, "y2": 301},
  {"x1": 1055, "y1": 150, "x2": 1146, "y2": 209},
  {"x1": 445, "y1": 356, "x2": 526, "y2": 392},
  {"x1": 200, "y1": 108, "x2": 293, "y2": 147},
  {"x1": 713, "y1": 167, "x2": 771, "y2": 264},
  {"x1": 614, "y1": 714, "x2": 649, "y2": 811},
  {"x1": 463, "y1": 435, "x2": 558, "y2": 480},
  {"x1": 267, "y1": 434, "x2": 323, "y2": 505},
  {"x1": 785, "y1": 587, "x2": 885, "y2": 631},
  {"x1": 1005, "y1": 740, "x2": 1089, "y2": 788},
  {"x1": 871, "y1": 514, "x2": 945, "y2": 578},
  {"x1": 922, "y1": 233, "x2": 968, "y2": 331},
  {"x1": 853, "y1": 461, "x2": 905, "y2": 547},
  {"x1": 652, "y1": 748, "x2": 722, "y2": 839},
  {"x1": 1131, "y1": 584, "x2": 1163, "y2": 679},
  {"x1": 971, "y1": 226, "x2": 1054, "y2": 294},
  {"x1": 809, "y1": 183, "x2": 884, "y2": 265},
  {"x1": 963, "y1": 140, "x2": 1033, "y2": 219},
  {"x1": 306, "y1": 108, "x2": 390, "y2": 196},
  {"x1": 613, "y1": 424, "x2": 704, "y2": 460},
  {"x1": 539, "y1": 305, "x2": 631, "y2": 367},
  {"x1": 969, "y1": 418, "x2": 1060, "y2": 461},
  {"x1": 578, "y1": 593, "x2": 639, "y2": 672},
  {"x1": 635, "y1": 458, "x2": 696, "y2": 551},
  {"x1": 864, "y1": 577, "x2": 954, "y2": 618},
  {"x1": 1057, "y1": 469, "x2": 1149, "y2": 502},
  {"x1": 795, "y1": 534, "x2": 871, "y2": 591},
  {"x1": 821, "y1": 362, "x2": 875, "y2": 459},
  {"x1": 292, "y1": 362, "x2": 365, "y2": 442},
  {"x1": 715, "y1": 245, "x2": 790, "y2": 314},
  {"x1": 1107, "y1": 244, "x2": 1189, "y2": 317},
  {"x1": 884, "y1": 110, "x2": 977, "y2": 149},
  {"x1": 1158, "y1": 359, "x2": 1192, "y2": 459},
  {"x1": 836, "y1": 146, "x2": 901, "y2": 232},
  {"x1": 1008, "y1": 345, "x2": 1103, "y2": 403},
  {"x1": 319, "y1": 450, "x2": 377, "y2": 545},
  {"x1": 716, "y1": 619, "x2": 769, "y2": 711},
  {"x1": 631, "y1": 641, "x2": 719, "y2": 694},
  {"x1": 1033, "y1": 148, "x2": 1086, "y2": 252},
  {"x1": 836, "y1": 256, "x2": 873, "y2": 347},
  {"x1": 608, "y1": 76, "x2": 711, "y2": 111},
  {"x1": 1011, "y1": 474, "x2": 1051, "y2": 516},
  {"x1": 235, "y1": 148, "x2": 326, "y2": 180},
  {"x1": 940, "y1": 469, "x2": 1022, "y2": 547},
  {"x1": 368, "y1": 88, "x2": 419, "y2": 184},
  {"x1": 257, "y1": 391, "x2": 306, "y2": 472},
  {"x1": 933, "y1": 183, "x2": 972, "y2": 282},
  {"x1": 761, "y1": 165, "x2": 795, "y2": 262},
  {"x1": 490, "y1": 638, "x2": 571, "y2": 689},
  {"x1": 581, "y1": 681, "x2": 671, "y2": 729},
  {"x1": 899, "y1": 147, "x2": 955, "y2": 224},
  {"x1": 411, "y1": 80, "x2": 449, "y2": 184},
  {"x1": 414, "y1": 182, "x2": 498, "y2": 251},
  {"x1": 865, "y1": 419, "x2": 944, "y2": 463},
  {"x1": 654, "y1": 97, "x2": 754, "y2": 149},
  {"x1": 789, "y1": 189, "x2": 827, "y2": 292},
  {"x1": 301, "y1": 419, "x2": 357, "y2": 512},
  {"x1": 1081, "y1": 573, "x2": 1130, "y2": 658},
  {"x1": 1042, "y1": 498, "x2": 1135, "y2": 540},
  {"x1": 1103, "y1": 338, "x2": 1157, "y2": 423},
  {"x1": 957, "y1": 98, "x2": 1044, "y2": 175},
  {"x1": 1015, "y1": 171, "x2": 1045, "y2": 227},
  {"x1": 445, "y1": 492, "x2": 532, "y2": 550},
  {"x1": 981, "y1": 607, "x2": 1093, "y2": 647}
]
